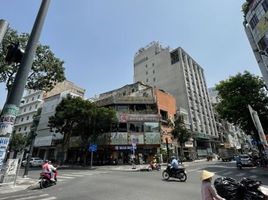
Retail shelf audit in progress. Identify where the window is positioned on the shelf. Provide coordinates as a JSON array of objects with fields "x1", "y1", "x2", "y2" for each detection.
[
  {"x1": 32, "y1": 96, "x2": 35, "y2": 101},
  {"x1": 21, "y1": 117, "x2": 24, "y2": 122},
  {"x1": 35, "y1": 104, "x2": 38, "y2": 109},
  {"x1": 145, "y1": 64, "x2": 147, "y2": 68},
  {"x1": 146, "y1": 78, "x2": 149, "y2": 82},
  {"x1": 26, "y1": 99, "x2": 29, "y2": 103},
  {"x1": 129, "y1": 122, "x2": 143, "y2": 132},
  {"x1": 146, "y1": 71, "x2": 148, "y2": 75},
  {"x1": 29, "y1": 106, "x2": 32, "y2": 111},
  {"x1": 263, "y1": 0, "x2": 268, "y2": 12},
  {"x1": 26, "y1": 116, "x2": 29, "y2": 120},
  {"x1": 18, "y1": 128, "x2": 21, "y2": 132},
  {"x1": 23, "y1": 108, "x2": 26, "y2": 112},
  {"x1": 249, "y1": 14, "x2": 259, "y2": 29},
  {"x1": 153, "y1": 70, "x2": 155, "y2": 74},
  {"x1": 170, "y1": 50, "x2": 179, "y2": 64},
  {"x1": 153, "y1": 77, "x2": 156, "y2": 82},
  {"x1": 24, "y1": 126, "x2": 27, "y2": 131},
  {"x1": 118, "y1": 123, "x2": 127, "y2": 132},
  {"x1": 152, "y1": 63, "x2": 154, "y2": 66},
  {"x1": 144, "y1": 122, "x2": 159, "y2": 132},
  {"x1": 37, "y1": 95, "x2": 40, "y2": 99},
  {"x1": 258, "y1": 36, "x2": 268, "y2": 53},
  {"x1": 160, "y1": 110, "x2": 168, "y2": 121}
]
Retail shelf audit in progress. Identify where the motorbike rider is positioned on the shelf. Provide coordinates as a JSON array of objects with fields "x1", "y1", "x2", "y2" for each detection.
[
  {"x1": 42, "y1": 160, "x2": 56, "y2": 181},
  {"x1": 48, "y1": 161, "x2": 57, "y2": 181},
  {"x1": 170, "y1": 156, "x2": 179, "y2": 174}
]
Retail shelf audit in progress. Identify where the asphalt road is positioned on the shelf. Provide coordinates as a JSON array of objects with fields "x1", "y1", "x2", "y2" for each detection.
[{"x1": 1, "y1": 160, "x2": 268, "y2": 200}]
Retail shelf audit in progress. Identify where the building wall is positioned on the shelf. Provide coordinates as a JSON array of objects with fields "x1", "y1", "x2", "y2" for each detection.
[
  {"x1": 134, "y1": 42, "x2": 218, "y2": 140},
  {"x1": 243, "y1": 0, "x2": 268, "y2": 88},
  {"x1": 14, "y1": 90, "x2": 44, "y2": 135},
  {"x1": 44, "y1": 80, "x2": 85, "y2": 98}
]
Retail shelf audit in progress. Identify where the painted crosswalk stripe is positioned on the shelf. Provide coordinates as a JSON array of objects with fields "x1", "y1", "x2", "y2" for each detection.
[
  {"x1": 39, "y1": 197, "x2": 57, "y2": 200},
  {"x1": 15, "y1": 194, "x2": 49, "y2": 200},
  {"x1": 57, "y1": 176, "x2": 75, "y2": 179},
  {"x1": 60, "y1": 174, "x2": 84, "y2": 177},
  {"x1": 0, "y1": 192, "x2": 39, "y2": 200}
]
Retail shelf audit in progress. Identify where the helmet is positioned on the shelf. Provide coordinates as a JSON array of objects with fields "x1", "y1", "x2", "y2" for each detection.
[{"x1": 171, "y1": 156, "x2": 176, "y2": 159}]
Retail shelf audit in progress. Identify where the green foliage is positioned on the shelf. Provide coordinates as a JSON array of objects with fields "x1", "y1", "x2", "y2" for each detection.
[
  {"x1": 0, "y1": 28, "x2": 65, "y2": 93},
  {"x1": 9, "y1": 133, "x2": 28, "y2": 152},
  {"x1": 48, "y1": 95, "x2": 117, "y2": 151},
  {"x1": 215, "y1": 71, "x2": 268, "y2": 135},
  {"x1": 171, "y1": 115, "x2": 191, "y2": 146}
]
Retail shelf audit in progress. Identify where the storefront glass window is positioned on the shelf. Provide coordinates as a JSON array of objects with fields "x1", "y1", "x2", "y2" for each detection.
[{"x1": 144, "y1": 122, "x2": 159, "y2": 132}]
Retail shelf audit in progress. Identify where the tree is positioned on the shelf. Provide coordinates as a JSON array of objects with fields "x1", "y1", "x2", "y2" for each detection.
[
  {"x1": 170, "y1": 114, "x2": 191, "y2": 157},
  {"x1": 9, "y1": 133, "x2": 27, "y2": 157},
  {"x1": 48, "y1": 95, "x2": 117, "y2": 164},
  {"x1": 0, "y1": 28, "x2": 65, "y2": 95},
  {"x1": 215, "y1": 71, "x2": 268, "y2": 135}
]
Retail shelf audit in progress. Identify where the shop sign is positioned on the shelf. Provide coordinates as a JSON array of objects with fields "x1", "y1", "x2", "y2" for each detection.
[
  {"x1": 6, "y1": 159, "x2": 18, "y2": 175},
  {"x1": 145, "y1": 132, "x2": 160, "y2": 144},
  {"x1": 185, "y1": 141, "x2": 194, "y2": 148},
  {"x1": 115, "y1": 145, "x2": 136, "y2": 150},
  {"x1": 118, "y1": 113, "x2": 160, "y2": 122},
  {"x1": 195, "y1": 132, "x2": 209, "y2": 139},
  {"x1": 110, "y1": 132, "x2": 128, "y2": 145},
  {"x1": 129, "y1": 133, "x2": 144, "y2": 144}
]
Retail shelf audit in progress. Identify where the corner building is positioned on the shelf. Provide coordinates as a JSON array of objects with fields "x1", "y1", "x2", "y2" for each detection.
[
  {"x1": 95, "y1": 82, "x2": 176, "y2": 164},
  {"x1": 134, "y1": 42, "x2": 218, "y2": 157}
]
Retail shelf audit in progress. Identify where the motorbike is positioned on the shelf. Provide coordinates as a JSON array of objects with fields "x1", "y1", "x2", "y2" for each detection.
[
  {"x1": 148, "y1": 162, "x2": 161, "y2": 171},
  {"x1": 39, "y1": 169, "x2": 58, "y2": 189},
  {"x1": 162, "y1": 164, "x2": 187, "y2": 182}
]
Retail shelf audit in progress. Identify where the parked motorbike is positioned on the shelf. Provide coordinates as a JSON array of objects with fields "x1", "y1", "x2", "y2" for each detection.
[
  {"x1": 162, "y1": 164, "x2": 187, "y2": 182},
  {"x1": 39, "y1": 169, "x2": 58, "y2": 189}
]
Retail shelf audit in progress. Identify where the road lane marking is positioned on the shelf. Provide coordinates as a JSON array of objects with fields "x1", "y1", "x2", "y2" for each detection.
[
  {"x1": 236, "y1": 173, "x2": 245, "y2": 177},
  {"x1": 15, "y1": 194, "x2": 49, "y2": 200},
  {"x1": 222, "y1": 171, "x2": 232, "y2": 176},
  {"x1": 39, "y1": 197, "x2": 57, "y2": 200},
  {"x1": 57, "y1": 176, "x2": 75, "y2": 179}
]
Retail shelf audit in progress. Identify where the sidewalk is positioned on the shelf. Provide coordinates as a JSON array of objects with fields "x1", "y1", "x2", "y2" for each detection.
[{"x1": 0, "y1": 177, "x2": 37, "y2": 194}]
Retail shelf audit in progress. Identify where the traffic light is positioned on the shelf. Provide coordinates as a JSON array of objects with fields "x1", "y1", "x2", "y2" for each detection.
[{"x1": 5, "y1": 43, "x2": 24, "y2": 64}]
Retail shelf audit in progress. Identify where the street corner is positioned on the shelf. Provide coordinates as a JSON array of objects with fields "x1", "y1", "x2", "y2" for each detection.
[{"x1": 0, "y1": 184, "x2": 30, "y2": 194}]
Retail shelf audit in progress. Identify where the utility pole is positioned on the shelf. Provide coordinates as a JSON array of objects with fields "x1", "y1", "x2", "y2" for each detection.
[
  {"x1": 0, "y1": 0, "x2": 51, "y2": 168},
  {"x1": 0, "y1": 19, "x2": 9, "y2": 45}
]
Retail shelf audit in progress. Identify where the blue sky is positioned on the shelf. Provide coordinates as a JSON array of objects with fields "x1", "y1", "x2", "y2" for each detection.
[{"x1": 0, "y1": 0, "x2": 260, "y2": 107}]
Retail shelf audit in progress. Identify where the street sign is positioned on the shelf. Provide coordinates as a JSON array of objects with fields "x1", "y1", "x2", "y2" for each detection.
[{"x1": 88, "y1": 144, "x2": 97, "y2": 152}]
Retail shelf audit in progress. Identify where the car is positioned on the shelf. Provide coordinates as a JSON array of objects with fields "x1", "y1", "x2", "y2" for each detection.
[
  {"x1": 236, "y1": 154, "x2": 254, "y2": 169},
  {"x1": 22, "y1": 157, "x2": 44, "y2": 167}
]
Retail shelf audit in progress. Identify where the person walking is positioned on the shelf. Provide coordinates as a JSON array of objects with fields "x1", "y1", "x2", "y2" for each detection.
[{"x1": 201, "y1": 170, "x2": 225, "y2": 200}]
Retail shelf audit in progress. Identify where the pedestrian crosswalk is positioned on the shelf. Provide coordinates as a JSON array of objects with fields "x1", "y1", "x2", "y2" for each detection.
[
  {"x1": 0, "y1": 171, "x2": 109, "y2": 200},
  {"x1": 0, "y1": 191, "x2": 56, "y2": 200},
  {"x1": 56, "y1": 171, "x2": 108, "y2": 182}
]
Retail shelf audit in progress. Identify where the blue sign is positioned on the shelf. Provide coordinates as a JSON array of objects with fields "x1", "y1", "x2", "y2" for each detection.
[{"x1": 88, "y1": 144, "x2": 97, "y2": 152}]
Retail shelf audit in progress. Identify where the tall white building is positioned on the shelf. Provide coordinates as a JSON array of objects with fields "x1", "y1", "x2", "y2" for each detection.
[
  {"x1": 14, "y1": 90, "x2": 44, "y2": 136},
  {"x1": 243, "y1": 0, "x2": 268, "y2": 88},
  {"x1": 134, "y1": 42, "x2": 218, "y2": 156}
]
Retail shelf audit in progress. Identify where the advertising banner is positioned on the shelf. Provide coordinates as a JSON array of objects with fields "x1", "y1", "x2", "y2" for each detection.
[
  {"x1": 0, "y1": 104, "x2": 19, "y2": 166},
  {"x1": 129, "y1": 133, "x2": 144, "y2": 144},
  {"x1": 110, "y1": 132, "x2": 128, "y2": 145},
  {"x1": 144, "y1": 132, "x2": 160, "y2": 144}
]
